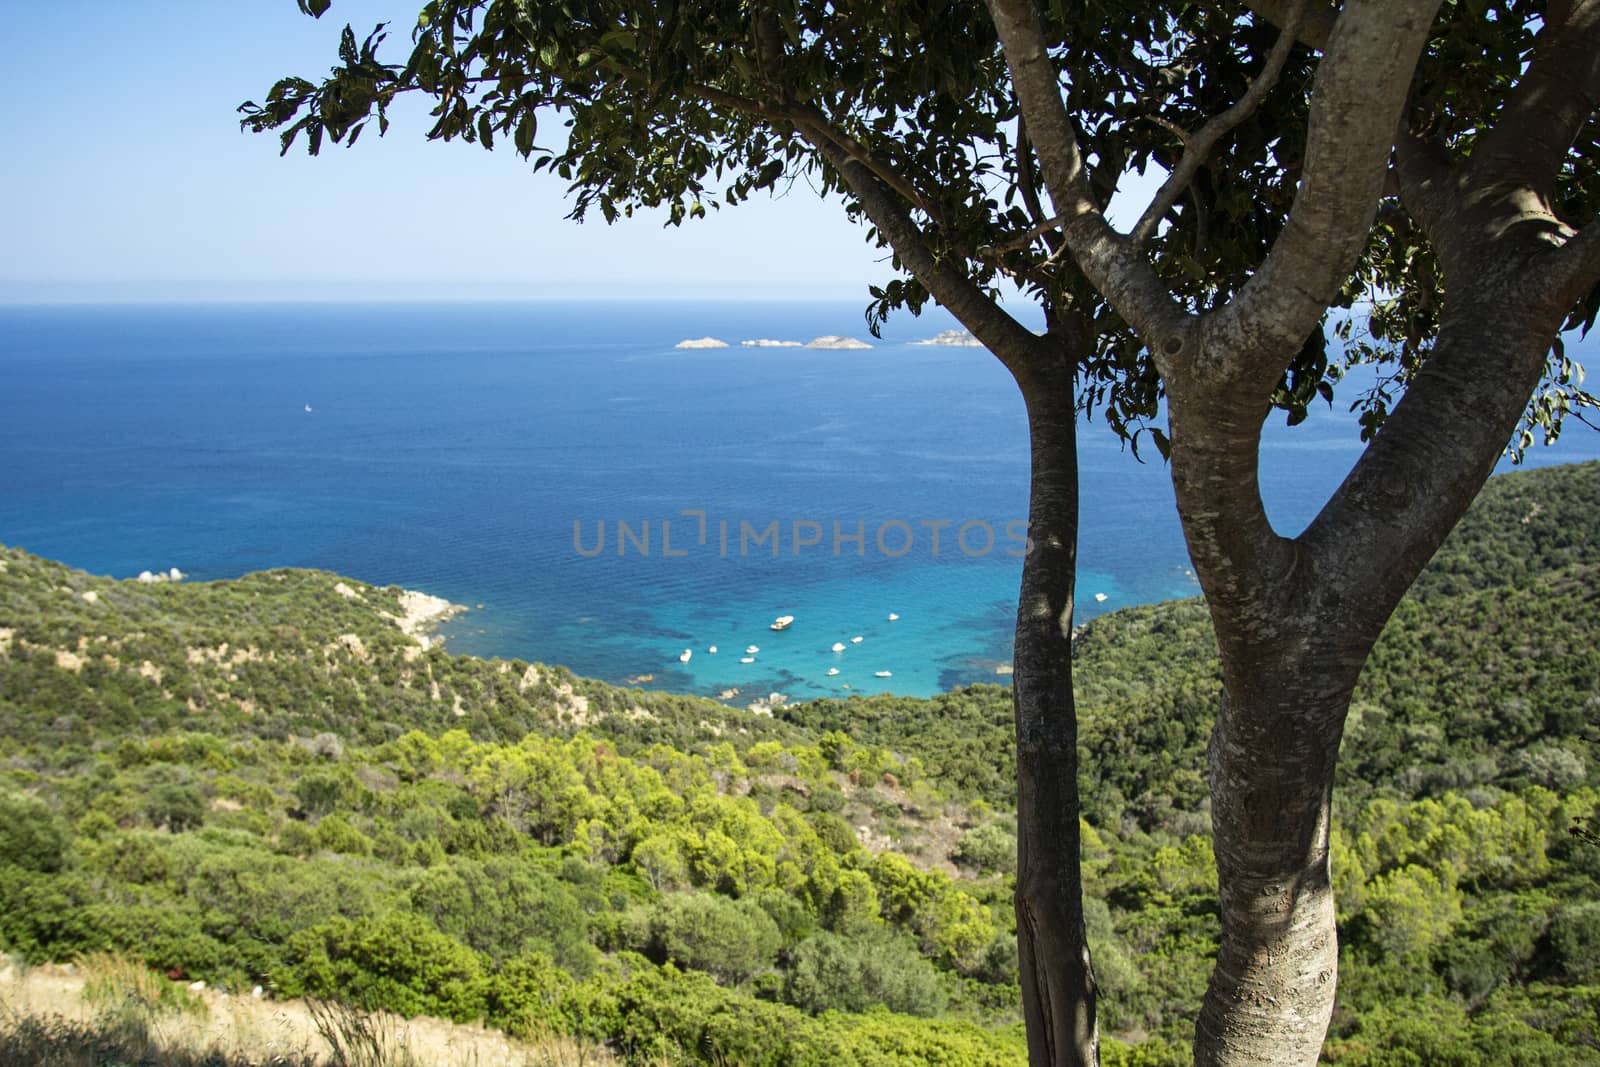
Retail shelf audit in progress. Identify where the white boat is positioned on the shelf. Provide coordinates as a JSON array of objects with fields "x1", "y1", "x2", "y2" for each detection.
[
  {"x1": 770, "y1": 615, "x2": 795, "y2": 631},
  {"x1": 831, "y1": 642, "x2": 846, "y2": 652},
  {"x1": 708, "y1": 645, "x2": 718, "y2": 654},
  {"x1": 746, "y1": 644, "x2": 760, "y2": 655},
  {"x1": 874, "y1": 670, "x2": 892, "y2": 678},
  {"x1": 740, "y1": 656, "x2": 756, "y2": 664},
  {"x1": 678, "y1": 649, "x2": 692, "y2": 664},
  {"x1": 1094, "y1": 592, "x2": 1108, "y2": 602},
  {"x1": 304, "y1": 404, "x2": 313, "y2": 413},
  {"x1": 850, "y1": 636, "x2": 864, "y2": 644},
  {"x1": 887, "y1": 613, "x2": 899, "y2": 621},
  {"x1": 826, "y1": 668, "x2": 840, "y2": 676}
]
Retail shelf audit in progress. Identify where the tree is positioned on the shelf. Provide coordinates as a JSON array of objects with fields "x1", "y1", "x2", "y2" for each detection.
[
  {"x1": 246, "y1": 4, "x2": 1133, "y2": 1062},
  {"x1": 986, "y1": 2, "x2": 1599, "y2": 1062},
  {"x1": 243, "y1": 3, "x2": 1600, "y2": 1064}
]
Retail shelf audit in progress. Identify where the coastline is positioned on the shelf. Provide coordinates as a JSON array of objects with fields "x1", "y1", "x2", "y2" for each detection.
[{"x1": 391, "y1": 589, "x2": 468, "y2": 649}]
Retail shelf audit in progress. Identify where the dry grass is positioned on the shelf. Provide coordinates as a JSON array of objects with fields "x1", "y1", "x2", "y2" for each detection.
[{"x1": 0, "y1": 955, "x2": 620, "y2": 1067}]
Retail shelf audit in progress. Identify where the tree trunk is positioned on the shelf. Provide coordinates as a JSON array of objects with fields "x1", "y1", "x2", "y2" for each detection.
[
  {"x1": 1162, "y1": 374, "x2": 1376, "y2": 1067},
  {"x1": 1191, "y1": 670, "x2": 1357, "y2": 1067},
  {"x1": 1011, "y1": 353, "x2": 1098, "y2": 1067}
]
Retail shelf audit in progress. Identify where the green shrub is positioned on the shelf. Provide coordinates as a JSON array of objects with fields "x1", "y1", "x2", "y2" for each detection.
[
  {"x1": 313, "y1": 815, "x2": 372, "y2": 856},
  {"x1": 784, "y1": 929, "x2": 947, "y2": 1017},
  {"x1": 648, "y1": 892, "x2": 782, "y2": 986},
  {"x1": 807, "y1": 812, "x2": 857, "y2": 856},
  {"x1": 293, "y1": 769, "x2": 348, "y2": 818},
  {"x1": 484, "y1": 951, "x2": 578, "y2": 1037},
  {"x1": 275, "y1": 820, "x2": 317, "y2": 857},
  {"x1": 410, "y1": 857, "x2": 596, "y2": 974},
  {"x1": 279, "y1": 912, "x2": 488, "y2": 1021},
  {"x1": 952, "y1": 822, "x2": 1018, "y2": 875},
  {"x1": 144, "y1": 784, "x2": 206, "y2": 833},
  {"x1": 0, "y1": 793, "x2": 69, "y2": 873},
  {"x1": 1548, "y1": 901, "x2": 1600, "y2": 981}
]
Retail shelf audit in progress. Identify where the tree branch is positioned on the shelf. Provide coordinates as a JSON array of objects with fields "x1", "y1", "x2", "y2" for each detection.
[
  {"x1": 984, "y1": 0, "x2": 1193, "y2": 354},
  {"x1": 676, "y1": 78, "x2": 945, "y2": 224},
  {"x1": 1130, "y1": 2, "x2": 1305, "y2": 248},
  {"x1": 1392, "y1": 129, "x2": 1458, "y2": 243},
  {"x1": 788, "y1": 105, "x2": 946, "y2": 223},
  {"x1": 1015, "y1": 115, "x2": 1065, "y2": 257},
  {"x1": 1543, "y1": 216, "x2": 1600, "y2": 306},
  {"x1": 1298, "y1": 278, "x2": 1569, "y2": 639},
  {"x1": 1207, "y1": 0, "x2": 1443, "y2": 382},
  {"x1": 1189, "y1": 184, "x2": 1213, "y2": 262},
  {"x1": 985, "y1": 212, "x2": 1072, "y2": 256},
  {"x1": 802, "y1": 132, "x2": 1055, "y2": 379},
  {"x1": 603, "y1": 64, "x2": 1049, "y2": 366},
  {"x1": 655, "y1": 72, "x2": 1055, "y2": 357},
  {"x1": 1468, "y1": 0, "x2": 1600, "y2": 200},
  {"x1": 678, "y1": 78, "x2": 789, "y2": 124},
  {"x1": 1241, "y1": 0, "x2": 1338, "y2": 51}
]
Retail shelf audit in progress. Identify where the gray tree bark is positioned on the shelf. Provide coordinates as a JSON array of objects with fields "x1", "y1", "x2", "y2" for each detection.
[
  {"x1": 791, "y1": 8, "x2": 1600, "y2": 1065},
  {"x1": 982, "y1": 1, "x2": 1600, "y2": 1064},
  {"x1": 1161, "y1": 360, "x2": 1369, "y2": 1067},
  {"x1": 1169, "y1": 123, "x2": 1599, "y2": 1067},
  {"x1": 800, "y1": 127, "x2": 1102, "y2": 1067},
  {"x1": 1011, "y1": 335, "x2": 1098, "y2": 1067},
  {"x1": 1171, "y1": 273, "x2": 1581, "y2": 1064}
]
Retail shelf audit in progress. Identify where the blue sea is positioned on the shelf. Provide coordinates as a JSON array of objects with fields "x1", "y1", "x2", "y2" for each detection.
[{"x1": 2, "y1": 301, "x2": 1596, "y2": 701}]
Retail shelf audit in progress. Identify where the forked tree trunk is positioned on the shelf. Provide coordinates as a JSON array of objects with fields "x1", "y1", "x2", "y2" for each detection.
[
  {"x1": 1160, "y1": 373, "x2": 1379, "y2": 1067},
  {"x1": 1011, "y1": 353, "x2": 1098, "y2": 1067},
  {"x1": 1179, "y1": 272, "x2": 1570, "y2": 1065}
]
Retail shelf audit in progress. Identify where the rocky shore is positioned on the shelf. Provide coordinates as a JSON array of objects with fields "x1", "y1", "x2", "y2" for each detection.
[{"x1": 391, "y1": 589, "x2": 467, "y2": 648}]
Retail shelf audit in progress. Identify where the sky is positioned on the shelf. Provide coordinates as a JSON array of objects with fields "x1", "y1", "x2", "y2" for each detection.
[{"x1": 0, "y1": 2, "x2": 921, "y2": 302}]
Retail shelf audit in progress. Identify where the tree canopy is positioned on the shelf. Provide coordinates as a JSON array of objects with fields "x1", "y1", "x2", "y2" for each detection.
[
  {"x1": 243, "y1": 3, "x2": 1600, "y2": 1064},
  {"x1": 243, "y1": 0, "x2": 1422, "y2": 443},
  {"x1": 244, "y1": 2, "x2": 1599, "y2": 443}
]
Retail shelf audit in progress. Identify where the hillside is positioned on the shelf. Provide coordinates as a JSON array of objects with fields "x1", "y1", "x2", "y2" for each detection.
[{"x1": 1, "y1": 462, "x2": 1598, "y2": 1065}]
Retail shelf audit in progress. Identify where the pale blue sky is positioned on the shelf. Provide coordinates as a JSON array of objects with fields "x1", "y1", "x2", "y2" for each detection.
[
  {"x1": 0, "y1": 2, "x2": 904, "y2": 301},
  {"x1": 1, "y1": 3, "x2": 1165, "y2": 304}
]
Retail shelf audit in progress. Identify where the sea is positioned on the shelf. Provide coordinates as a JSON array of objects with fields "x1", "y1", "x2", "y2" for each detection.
[{"x1": 2, "y1": 300, "x2": 1596, "y2": 701}]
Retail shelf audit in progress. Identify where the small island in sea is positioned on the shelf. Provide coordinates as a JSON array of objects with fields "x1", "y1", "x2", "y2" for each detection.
[
  {"x1": 912, "y1": 328, "x2": 985, "y2": 347},
  {"x1": 685, "y1": 335, "x2": 872, "y2": 350}
]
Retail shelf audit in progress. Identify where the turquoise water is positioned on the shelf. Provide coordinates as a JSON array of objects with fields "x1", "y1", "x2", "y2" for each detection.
[{"x1": 1, "y1": 300, "x2": 1593, "y2": 699}]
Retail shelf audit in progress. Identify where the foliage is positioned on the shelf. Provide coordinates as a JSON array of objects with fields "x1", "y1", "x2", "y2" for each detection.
[
  {"x1": 784, "y1": 928, "x2": 947, "y2": 1017},
  {"x1": 0, "y1": 792, "x2": 70, "y2": 873},
  {"x1": 0, "y1": 462, "x2": 1597, "y2": 1060},
  {"x1": 279, "y1": 912, "x2": 489, "y2": 1022},
  {"x1": 645, "y1": 893, "x2": 783, "y2": 986}
]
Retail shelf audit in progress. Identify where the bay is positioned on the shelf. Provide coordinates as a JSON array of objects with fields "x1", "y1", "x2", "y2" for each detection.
[{"x1": 1, "y1": 300, "x2": 1594, "y2": 699}]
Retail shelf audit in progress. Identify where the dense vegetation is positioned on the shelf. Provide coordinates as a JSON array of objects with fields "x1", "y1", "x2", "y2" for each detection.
[{"x1": 2, "y1": 462, "x2": 1598, "y2": 1064}]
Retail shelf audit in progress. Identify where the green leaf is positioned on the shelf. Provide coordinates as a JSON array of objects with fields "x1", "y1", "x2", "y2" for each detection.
[{"x1": 1149, "y1": 427, "x2": 1172, "y2": 461}]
